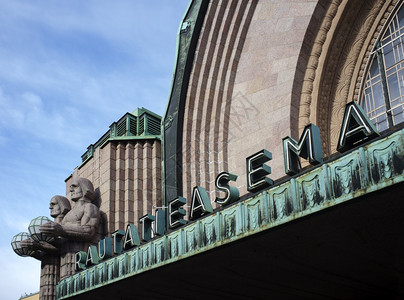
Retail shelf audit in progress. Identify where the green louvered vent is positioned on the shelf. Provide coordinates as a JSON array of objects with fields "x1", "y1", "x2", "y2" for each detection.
[
  {"x1": 116, "y1": 119, "x2": 127, "y2": 137},
  {"x1": 81, "y1": 152, "x2": 89, "y2": 163},
  {"x1": 139, "y1": 115, "x2": 145, "y2": 135},
  {"x1": 81, "y1": 145, "x2": 94, "y2": 163},
  {"x1": 79, "y1": 108, "x2": 161, "y2": 167},
  {"x1": 95, "y1": 132, "x2": 110, "y2": 148},
  {"x1": 129, "y1": 116, "x2": 137, "y2": 136},
  {"x1": 147, "y1": 115, "x2": 161, "y2": 135}
]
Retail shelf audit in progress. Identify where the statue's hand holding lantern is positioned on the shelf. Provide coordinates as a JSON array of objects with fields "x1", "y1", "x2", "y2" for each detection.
[
  {"x1": 11, "y1": 216, "x2": 62, "y2": 258},
  {"x1": 39, "y1": 220, "x2": 64, "y2": 238}
]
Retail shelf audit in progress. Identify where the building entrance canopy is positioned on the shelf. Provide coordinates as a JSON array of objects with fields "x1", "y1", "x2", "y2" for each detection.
[{"x1": 57, "y1": 128, "x2": 404, "y2": 299}]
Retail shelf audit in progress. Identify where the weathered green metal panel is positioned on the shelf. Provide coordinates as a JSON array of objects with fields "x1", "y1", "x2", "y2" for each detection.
[
  {"x1": 167, "y1": 230, "x2": 182, "y2": 260},
  {"x1": 268, "y1": 180, "x2": 296, "y2": 222},
  {"x1": 244, "y1": 196, "x2": 267, "y2": 232},
  {"x1": 153, "y1": 236, "x2": 166, "y2": 265},
  {"x1": 183, "y1": 221, "x2": 201, "y2": 253},
  {"x1": 57, "y1": 129, "x2": 404, "y2": 299},
  {"x1": 200, "y1": 213, "x2": 220, "y2": 247},
  {"x1": 162, "y1": 0, "x2": 210, "y2": 205},
  {"x1": 328, "y1": 148, "x2": 367, "y2": 200},
  {"x1": 220, "y1": 203, "x2": 243, "y2": 239},
  {"x1": 139, "y1": 243, "x2": 152, "y2": 269},
  {"x1": 295, "y1": 165, "x2": 329, "y2": 210}
]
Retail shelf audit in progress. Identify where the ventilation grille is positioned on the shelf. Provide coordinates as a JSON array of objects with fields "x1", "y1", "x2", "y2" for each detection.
[
  {"x1": 139, "y1": 115, "x2": 145, "y2": 135},
  {"x1": 116, "y1": 119, "x2": 127, "y2": 136},
  {"x1": 79, "y1": 108, "x2": 161, "y2": 167},
  {"x1": 129, "y1": 116, "x2": 137, "y2": 135},
  {"x1": 147, "y1": 115, "x2": 161, "y2": 135}
]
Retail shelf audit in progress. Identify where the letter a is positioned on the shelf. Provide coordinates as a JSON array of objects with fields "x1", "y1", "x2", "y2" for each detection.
[
  {"x1": 337, "y1": 101, "x2": 380, "y2": 153},
  {"x1": 190, "y1": 186, "x2": 213, "y2": 220}
]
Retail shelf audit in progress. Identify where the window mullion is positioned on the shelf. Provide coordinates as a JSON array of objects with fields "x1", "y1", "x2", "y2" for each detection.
[{"x1": 376, "y1": 40, "x2": 394, "y2": 127}]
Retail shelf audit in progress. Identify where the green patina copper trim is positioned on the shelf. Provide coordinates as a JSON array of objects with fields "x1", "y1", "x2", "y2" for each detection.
[
  {"x1": 57, "y1": 128, "x2": 404, "y2": 299},
  {"x1": 66, "y1": 108, "x2": 161, "y2": 175},
  {"x1": 162, "y1": 0, "x2": 210, "y2": 206}
]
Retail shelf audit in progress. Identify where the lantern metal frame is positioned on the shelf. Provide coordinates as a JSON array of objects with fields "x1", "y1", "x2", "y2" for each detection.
[
  {"x1": 11, "y1": 232, "x2": 35, "y2": 257},
  {"x1": 28, "y1": 216, "x2": 54, "y2": 243}
]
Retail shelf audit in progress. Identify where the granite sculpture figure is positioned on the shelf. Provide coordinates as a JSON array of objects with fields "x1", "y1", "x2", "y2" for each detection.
[
  {"x1": 19, "y1": 195, "x2": 71, "y2": 300},
  {"x1": 40, "y1": 177, "x2": 100, "y2": 279}
]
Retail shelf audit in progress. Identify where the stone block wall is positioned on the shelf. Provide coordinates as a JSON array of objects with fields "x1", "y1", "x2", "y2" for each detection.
[
  {"x1": 181, "y1": 0, "x2": 318, "y2": 208},
  {"x1": 66, "y1": 139, "x2": 162, "y2": 236}
]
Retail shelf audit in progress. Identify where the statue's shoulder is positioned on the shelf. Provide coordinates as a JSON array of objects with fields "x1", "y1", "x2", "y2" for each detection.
[{"x1": 84, "y1": 202, "x2": 100, "y2": 215}]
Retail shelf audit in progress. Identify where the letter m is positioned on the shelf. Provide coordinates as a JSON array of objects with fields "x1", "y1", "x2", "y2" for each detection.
[{"x1": 282, "y1": 124, "x2": 323, "y2": 175}]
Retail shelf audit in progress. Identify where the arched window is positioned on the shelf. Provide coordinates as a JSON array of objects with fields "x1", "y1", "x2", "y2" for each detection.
[{"x1": 361, "y1": 3, "x2": 404, "y2": 132}]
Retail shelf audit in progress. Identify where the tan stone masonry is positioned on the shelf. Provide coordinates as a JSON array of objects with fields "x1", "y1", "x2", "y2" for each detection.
[{"x1": 66, "y1": 140, "x2": 161, "y2": 236}]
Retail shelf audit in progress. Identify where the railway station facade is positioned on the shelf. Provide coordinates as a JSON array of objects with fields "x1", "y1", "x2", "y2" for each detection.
[{"x1": 12, "y1": 0, "x2": 404, "y2": 299}]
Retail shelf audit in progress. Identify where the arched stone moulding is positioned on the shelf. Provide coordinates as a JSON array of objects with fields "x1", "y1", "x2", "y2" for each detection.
[
  {"x1": 182, "y1": 0, "x2": 258, "y2": 204},
  {"x1": 295, "y1": 0, "x2": 399, "y2": 156}
]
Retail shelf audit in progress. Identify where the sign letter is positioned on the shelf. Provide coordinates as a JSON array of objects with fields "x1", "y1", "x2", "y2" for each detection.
[
  {"x1": 154, "y1": 209, "x2": 166, "y2": 236},
  {"x1": 139, "y1": 214, "x2": 155, "y2": 242},
  {"x1": 168, "y1": 197, "x2": 187, "y2": 229},
  {"x1": 246, "y1": 149, "x2": 273, "y2": 193},
  {"x1": 282, "y1": 124, "x2": 323, "y2": 175},
  {"x1": 74, "y1": 251, "x2": 87, "y2": 271},
  {"x1": 215, "y1": 172, "x2": 239, "y2": 206},
  {"x1": 98, "y1": 237, "x2": 112, "y2": 260},
  {"x1": 337, "y1": 101, "x2": 380, "y2": 153},
  {"x1": 123, "y1": 224, "x2": 140, "y2": 250},
  {"x1": 111, "y1": 229, "x2": 125, "y2": 254},
  {"x1": 190, "y1": 186, "x2": 213, "y2": 220},
  {"x1": 86, "y1": 245, "x2": 100, "y2": 266}
]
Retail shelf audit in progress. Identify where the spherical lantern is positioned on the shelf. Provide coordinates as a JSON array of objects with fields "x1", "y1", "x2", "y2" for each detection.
[
  {"x1": 11, "y1": 232, "x2": 35, "y2": 257},
  {"x1": 28, "y1": 216, "x2": 54, "y2": 243}
]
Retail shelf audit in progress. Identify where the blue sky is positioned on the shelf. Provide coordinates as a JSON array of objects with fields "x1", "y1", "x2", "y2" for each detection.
[{"x1": 0, "y1": 1, "x2": 189, "y2": 299}]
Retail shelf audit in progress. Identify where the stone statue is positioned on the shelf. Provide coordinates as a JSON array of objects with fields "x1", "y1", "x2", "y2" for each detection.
[
  {"x1": 19, "y1": 195, "x2": 71, "y2": 300},
  {"x1": 13, "y1": 177, "x2": 101, "y2": 299},
  {"x1": 20, "y1": 196, "x2": 71, "y2": 256},
  {"x1": 40, "y1": 177, "x2": 100, "y2": 279},
  {"x1": 50, "y1": 195, "x2": 71, "y2": 223},
  {"x1": 40, "y1": 177, "x2": 100, "y2": 241}
]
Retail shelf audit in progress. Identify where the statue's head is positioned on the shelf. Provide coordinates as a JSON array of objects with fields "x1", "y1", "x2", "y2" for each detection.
[
  {"x1": 50, "y1": 195, "x2": 71, "y2": 218},
  {"x1": 70, "y1": 177, "x2": 94, "y2": 202}
]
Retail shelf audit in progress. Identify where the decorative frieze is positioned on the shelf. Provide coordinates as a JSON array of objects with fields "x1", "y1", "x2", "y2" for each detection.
[{"x1": 57, "y1": 128, "x2": 404, "y2": 299}]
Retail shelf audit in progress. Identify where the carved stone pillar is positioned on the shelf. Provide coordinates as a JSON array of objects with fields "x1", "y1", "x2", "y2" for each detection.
[{"x1": 40, "y1": 254, "x2": 60, "y2": 300}]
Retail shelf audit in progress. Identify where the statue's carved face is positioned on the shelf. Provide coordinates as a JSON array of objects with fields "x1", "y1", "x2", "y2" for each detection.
[
  {"x1": 49, "y1": 198, "x2": 61, "y2": 218},
  {"x1": 70, "y1": 180, "x2": 83, "y2": 202}
]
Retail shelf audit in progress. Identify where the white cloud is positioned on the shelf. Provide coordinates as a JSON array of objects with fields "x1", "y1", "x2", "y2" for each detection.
[
  {"x1": 0, "y1": 87, "x2": 88, "y2": 150},
  {"x1": 0, "y1": 1, "x2": 190, "y2": 299}
]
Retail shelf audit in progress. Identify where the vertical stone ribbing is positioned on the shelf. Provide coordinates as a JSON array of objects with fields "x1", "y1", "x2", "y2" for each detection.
[
  {"x1": 125, "y1": 143, "x2": 135, "y2": 225},
  {"x1": 193, "y1": 1, "x2": 225, "y2": 193},
  {"x1": 205, "y1": 0, "x2": 245, "y2": 200},
  {"x1": 115, "y1": 144, "x2": 126, "y2": 231},
  {"x1": 143, "y1": 141, "x2": 153, "y2": 216},
  {"x1": 152, "y1": 141, "x2": 162, "y2": 211},
  {"x1": 198, "y1": 1, "x2": 233, "y2": 195},
  {"x1": 99, "y1": 143, "x2": 116, "y2": 235},
  {"x1": 133, "y1": 142, "x2": 144, "y2": 224},
  {"x1": 39, "y1": 255, "x2": 60, "y2": 300},
  {"x1": 182, "y1": 0, "x2": 257, "y2": 206},
  {"x1": 219, "y1": 0, "x2": 256, "y2": 196},
  {"x1": 67, "y1": 138, "x2": 161, "y2": 237},
  {"x1": 183, "y1": 0, "x2": 220, "y2": 209},
  {"x1": 200, "y1": 0, "x2": 238, "y2": 200}
]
